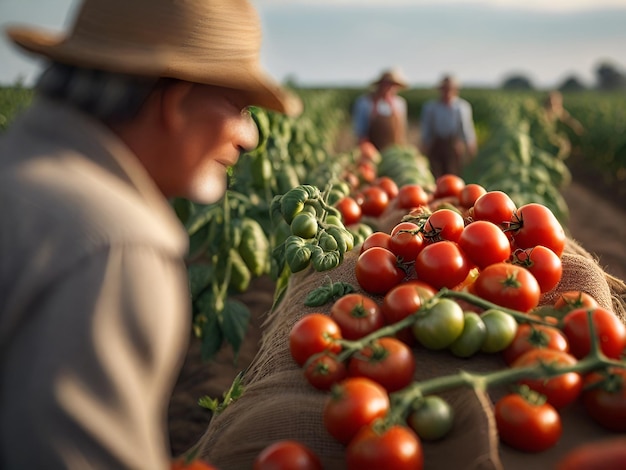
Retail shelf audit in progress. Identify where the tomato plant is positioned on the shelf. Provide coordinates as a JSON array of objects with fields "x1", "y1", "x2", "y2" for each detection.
[
  {"x1": 348, "y1": 337, "x2": 416, "y2": 392},
  {"x1": 508, "y1": 203, "x2": 566, "y2": 257},
  {"x1": 346, "y1": 423, "x2": 423, "y2": 470},
  {"x1": 289, "y1": 313, "x2": 342, "y2": 366},
  {"x1": 494, "y1": 392, "x2": 562, "y2": 453},
  {"x1": 414, "y1": 241, "x2": 471, "y2": 290},
  {"x1": 480, "y1": 309, "x2": 518, "y2": 353},
  {"x1": 381, "y1": 281, "x2": 437, "y2": 345},
  {"x1": 511, "y1": 245, "x2": 562, "y2": 293},
  {"x1": 561, "y1": 307, "x2": 626, "y2": 359},
  {"x1": 253, "y1": 440, "x2": 323, "y2": 470},
  {"x1": 355, "y1": 247, "x2": 405, "y2": 295},
  {"x1": 413, "y1": 298, "x2": 465, "y2": 350},
  {"x1": 323, "y1": 377, "x2": 390, "y2": 445},
  {"x1": 407, "y1": 395, "x2": 454, "y2": 441},
  {"x1": 582, "y1": 367, "x2": 626, "y2": 432},
  {"x1": 458, "y1": 220, "x2": 511, "y2": 269},
  {"x1": 471, "y1": 190, "x2": 517, "y2": 228},
  {"x1": 422, "y1": 209, "x2": 465, "y2": 244},
  {"x1": 473, "y1": 262, "x2": 541, "y2": 312},
  {"x1": 330, "y1": 293, "x2": 384, "y2": 340},
  {"x1": 396, "y1": 184, "x2": 429, "y2": 209},
  {"x1": 501, "y1": 323, "x2": 569, "y2": 366},
  {"x1": 336, "y1": 196, "x2": 362, "y2": 226},
  {"x1": 359, "y1": 186, "x2": 389, "y2": 217},
  {"x1": 303, "y1": 352, "x2": 347, "y2": 391}
]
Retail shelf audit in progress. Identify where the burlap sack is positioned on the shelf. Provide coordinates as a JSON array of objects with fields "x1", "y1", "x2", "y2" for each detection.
[{"x1": 195, "y1": 217, "x2": 625, "y2": 469}]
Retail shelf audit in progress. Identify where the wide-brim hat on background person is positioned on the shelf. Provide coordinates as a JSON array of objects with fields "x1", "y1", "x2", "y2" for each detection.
[
  {"x1": 5, "y1": 0, "x2": 302, "y2": 116},
  {"x1": 371, "y1": 68, "x2": 409, "y2": 89}
]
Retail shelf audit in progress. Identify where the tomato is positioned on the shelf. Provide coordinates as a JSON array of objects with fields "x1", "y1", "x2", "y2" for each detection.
[
  {"x1": 330, "y1": 293, "x2": 385, "y2": 340},
  {"x1": 458, "y1": 183, "x2": 487, "y2": 209},
  {"x1": 359, "y1": 140, "x2": 381, "y2": 163},
  {"x1": 381, "y1": 281, "x2": 437, "y2": 345},
  {"x1": 348, "y1": 337, "x2": 416, "y2": 392},
  {"x1": 323, "y1": 377, "x2": 390, "y2": 445},
  {"x1": 289, "y1": 313, "x2": 343, "y2": 366},
  {"x1": 502, "y1": 323, "x2": 569, "y2": 366},
  {"x1": 582, "y1": 367, "x2": 626, "y2": 432},
  {"x1": 346, "y1": 423, "x2": 423, "y2": 470},
  {"x1": 511, "y1": 245, "x2": 562, "y2": 293},
  {"x1": 355, "y1": 247, "x2": 405, "y2": 295},
  {"x1": 396, "y1": 184, "x2": 429, "y2": 209},
  {"x1": 472, "y1": 191, "x2": 517, "y2": 228},
  {"x1": 414, "y1": 241, "x2": 471, "y2": 290},
  {"x1": 434, "y1": 174, "x2": 465, "y2": 199},
  {"x1": 388, "y1": 222, "x2": 424, "y2": 261},
  {"x1": 253, "y1": 440, "x2": 322, "y2": 470},
  {"x1": 336, "y1": 196, "x2": 362, "y2": 226},
  {"x1": 556, "y1": 436, "x2": 626, "y2": 470},
  {"x1": 561, "y1": 307, "x2": 626, "y2": 359},
  {"x1": 509, "y1": 203, "x2": 566, "y2": 257},
  {"x1": 512, "y1": 349, "x2": 582, "y2": 409},
  {"x1": 374, "y1": 176, "x2": 399, "y2": 199},
  {"x1": 473, "y1": 262, "x2": 541, "y2": 312},
  {"x1": 458, "y1": 220, "x2": 511, "y2": 269},
  {"x1": 449, "y1": 311, "x2": 487, "y2": 358},
  {"x1": 359, "y1": 185, "x2": 389, "y2": 217},
  {"x1": 171, "y1": 458, "x2": 219, "y2": 470},
  {"x1": 407, "y1": 395, "x2": 454, "y2": 441},
  {"x1": 290, "y1": 212, "x2": 318, "y2": 239},
  {"x1": 357, "y1": 160, "x2": 377, "y2": 184},
  {"x1": 360, "y1": 231, "x2": 391, "y2": 253},
  {"x1": 480, "y1": 309, "x2": 518, "y2": 353},
  {"x1": 553, "y1": 291, "x2": 599, "y2": 312},
  {"x1": 422, "y1": 209, "x2": 465, "y2": 244},
  {"x1": 413, "y1": 298, "x2": 465, "y2": 350},
  {"x1": 303, "y1": 352, "x2": 347, "y2": 391}
]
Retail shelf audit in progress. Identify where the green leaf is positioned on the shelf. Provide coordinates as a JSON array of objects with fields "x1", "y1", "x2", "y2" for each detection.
[
  {"x1": 199, "y1": 307, "x2": 223, "y2": 362},
  {"x1": 187, "y1": 263, "x2": 214, "y2": 298},
  {"x1": 222, "y1": 299, "x2": 251, "y2": 362}
]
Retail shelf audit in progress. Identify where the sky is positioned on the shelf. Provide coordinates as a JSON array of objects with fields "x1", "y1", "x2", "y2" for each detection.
[{"x1": 1, "y1": 0, "x2": 625, "y2": 89}]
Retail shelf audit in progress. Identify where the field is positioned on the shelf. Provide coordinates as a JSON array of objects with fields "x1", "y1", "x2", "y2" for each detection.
[{"x1": 2, "y1": 85, "x2": 626, "y2": 466}]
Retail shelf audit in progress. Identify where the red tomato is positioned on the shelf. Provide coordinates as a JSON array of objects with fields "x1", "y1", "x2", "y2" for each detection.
[
  {"x1": 359, "y1": 140, "x2": 380, "y2": 162},
  {"x1": 561, "y1": 307, "x2": 626, "y2": 359},
  {"x1": 582, "y1": 368, "x2": 626, "y2": 432},
  {"x1": 396, "y1": 184, "x2": 429, "y2": 209},
  {"x1": 415, "y1": 241, "x2": 471, "y2": 290},
  {"x1": 355, "y1": 247, "x2": 406, "y2": 295},
  {"x1": 381, "y1": 281, "x2": 437, "y2": 345},
  {"x1": 346, "y1": 423, "x2": 424, "y2": 470},
  {"x1": 330, "y1": 293, "x2": 385, "y2": 340},
  {"x1": 360, "y1": 231, "x2": 391, "y2": 253},
  {"x1": 357, "y1": 161, "x2": 377, "y2": 183},
  {"x1": 303, "y1": 352, "x2": 347, "y2": 391},
  {"x1": 388, "y1": 222, "x2": 425, "y2": 261},
  {"x1": 434, "y1": 174, "x2": 465, "y2": 199},
  {"x1": 556, "y1": 436, "x2": 626, "y2": 470},
  {"x1": 495, "y1": 393, "x2": 562, "y2": 453},
  {"x1": 553, "y1": 291, "x2": 599, "y2": 312},
  {"x1": 323, "y1": 377, "x2": 390, "y2": 445},
  {"x1": 472, "y1": 262, "x2": 541, "y2": 312},
  {"x1": 472, "y1": 191, "x2": 517, "y2": 228},
  {"x1": 336, "y1": 196, "x2": 362, "y2": 226},
  {"x1": 509, "y1": 203, "x2": 566, "y2": 257},
  {"x1": 347, "y1": 337, "x2": 416, "y2": 392},
  {"x1": 171, "y1": 458, "x2": 219, "y2": 470},
  {"x1": 512, "y1": 349, "x2": 583, "y2": 409},
  {"x1": 459, "y1": 183, "x2": 487, "y2": 209},
  {"x1": 458, "y1": 220, "x2": 511, "y2": 269},
  {"x1": 511, "y1": 245, "x2": 562, "y2": 293},
  {"x1": 422, "y1": 209, "x2": 465, "y2": 244},
  {"x1": 374, "y1": 176, "x2": 399, "y2": 199},
  {"x1": 289, "y1": 314, "x2": 343, "y2": 366},
  {"x1": 501, "y1": 323, "x2": 569, "y2": 365},
  {"x1": 359, "y1": 186, "x2": 389, "y2": 217},
  {"x1": 253, "y1": 440, "x2": 322, "y2": 470}
]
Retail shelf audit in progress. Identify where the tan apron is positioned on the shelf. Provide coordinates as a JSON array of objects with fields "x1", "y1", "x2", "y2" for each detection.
[{"x1": 367, "y1": 98, "x2": 406, "y2": 151}]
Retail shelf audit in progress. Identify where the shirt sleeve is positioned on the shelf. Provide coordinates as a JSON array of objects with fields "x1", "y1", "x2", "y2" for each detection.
[
  {"x1": 352, "y1": 95, "x2": 372, "y2": 139},
  {"x1": 0, "y1": 246, "x2": 190, "y2": 470},
  {"x1": 419, "y1": 101, "x2": 434, "y2": 147},
  {"x1": 459, "y1": 100, "x2": 477, "y2": 146}
]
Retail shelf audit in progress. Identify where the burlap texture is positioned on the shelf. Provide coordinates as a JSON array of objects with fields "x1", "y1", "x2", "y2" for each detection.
[{"x1": 195, "y1": 216, "x2": 625, "y2": 469}]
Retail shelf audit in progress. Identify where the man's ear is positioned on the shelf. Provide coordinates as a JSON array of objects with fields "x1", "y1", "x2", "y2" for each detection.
[{"x1": 159, "y1": 81, "x2": 195, "y2": 133}]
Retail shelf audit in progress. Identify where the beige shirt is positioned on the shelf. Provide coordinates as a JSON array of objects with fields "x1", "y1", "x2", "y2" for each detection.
[{"x1": 0, "y1": 98, "x2": 190, "y2": 469}]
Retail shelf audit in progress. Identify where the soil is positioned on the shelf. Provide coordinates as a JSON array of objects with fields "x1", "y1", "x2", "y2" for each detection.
[{"x1": 167, "y1": 141, "x2": 626, "y2": 459}]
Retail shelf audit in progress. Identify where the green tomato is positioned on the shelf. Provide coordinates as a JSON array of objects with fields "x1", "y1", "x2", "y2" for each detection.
[
  {"x1": 408, "y1": 395, "x2": 455, "y2": 441},
  {"x1": 449, "y1": 311, "x2": 487, "y2": 358},
  {"x1": 413, "y1": 298, "x2": 464, "y2": 350},
  {"x1": 480, "y1": 309, "x2": 518, "y2": 353},
  {"x1": 290, "y1": 212, "x2": 318, "y2": 239},
  {"x1": 325, "y1": 215, "x2": 344, "y2": 227}
]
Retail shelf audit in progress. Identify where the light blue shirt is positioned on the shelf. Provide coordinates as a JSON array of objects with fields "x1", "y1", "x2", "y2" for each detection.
[
  {"x1": 420, "y1": 97, "x2": 477, "y2": 147},
  {"x1": 352, "y1": 94, "x2": 408, "y2": 140}
]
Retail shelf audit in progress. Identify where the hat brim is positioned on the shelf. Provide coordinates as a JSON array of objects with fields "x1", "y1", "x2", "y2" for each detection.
[
  {"x1": 372, "y1": 78, "x2": 408, "y2": 89},
  {"x1": 8, "y1": 26, "x2": 302, "y2": 117}
]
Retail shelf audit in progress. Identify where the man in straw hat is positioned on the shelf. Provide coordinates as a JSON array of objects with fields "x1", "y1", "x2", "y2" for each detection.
[
  {"x1": 0, "y1": 0, "x2": 300, "y2": 468},
  {"x1": 352, "y1": 67, "x2": 409, "y2": 151},
  {"x1": 419, "y1": 74, "x2": 477, "y2": 178}
]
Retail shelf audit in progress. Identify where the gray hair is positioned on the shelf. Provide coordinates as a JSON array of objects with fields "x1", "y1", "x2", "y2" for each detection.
[{"x1": 35, "y1": 62, "x2": 161, "y2": 123}]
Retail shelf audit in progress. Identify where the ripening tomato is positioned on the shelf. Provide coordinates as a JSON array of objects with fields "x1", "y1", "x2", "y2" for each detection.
[
  {"x1": 303, "y1": 352, "x2": 347, "y2": 391},
  {"x1": 253, "y1": 440, "x2": 323, "y2": 470},
  {"x1": 495, "y1": 393, "x2": 562, "y2": 453},
  {"x1": 458, "y1": 220, "x2": 511, "y2": 269},
  {"x1": 330, "y1": 293, "x2": 385, "y2": 340},
  {"x1": 356, "y1": 247, "x2": 406, "y2": 295},
  {"x1": 458, "y1": 183, "x2": 487, "y2": 209},
  {"x1": 582, "y1": 367, "x2": 626, "y2": 432},
  {"x1": 323, "y1": 377, "x2": 390, "y2": 445},
  {"x1": 414, "y1": 241, "x2": 471, "y2": 290},
  {"x1": 511, "y1": 245, "x2": 562, "y2": 293},
  {"x1": 434, "y1": 174, "x2": 465, "y2": 199},
  {"x1": 501, "y1": 323, "x2": 569, "y2": 366},
  {"x1": 396, "y1": 184, "x2": 429, "y2": 209},
  {"x1": 336, "y1": 196, "x2": 362, "y2": 226},
  {"x1": 388, "y1": 222, "x2": 425, "y2": 261},
  {"x1": 561, "y1": 307, "x2": 626, "y2": 359},
  {"x1": 374, "y1": 176, "x2": 399, "y2": 199},
  {"x1": 473, "y1": 262, "x2": 541, "y2": 312},
  {"x1": 359, "y1": 186, "x2": 389, "y2": 217},
  {"x1": 472, "y1": 191, "x2": 517, "y2": 229},
  {"x1": 422, "y1": 209, "x2": 466, "y2": 244},
  {"x1": 289, "y1": 314, "x2": 343, "y2": 366},
  {"x1": 413, "y1": 298, "x2": 465, "y2": 350},
  {"x1": 360, "y1": 231, "x2": 391, "y2": 253},
  {"x1": 381, "y1": 281, "x2": 437, "y2": 345},
  {"x1": 553, "y1": 291, "x2": 599, "y2": 312},
  {"x1": 509, "y1": 203, "x2": 566, "y2": 257},
  {"x1": 346, "y1": 423, "x2": 424, "y2": 470}
]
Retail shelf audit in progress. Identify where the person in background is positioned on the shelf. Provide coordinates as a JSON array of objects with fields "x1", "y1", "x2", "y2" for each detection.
[
  {"x1": 419, "y1": 74, "x2": 477, "y2": 178},
  {"x1": 352, "y1": 68, "x2": 409, "y2": 152},
  {"x1": 0, "y1": 0, "x2": 300, "y2": 469},
  {"x1": 543, "y1": 90, "x2": 585, "y2": 136}
]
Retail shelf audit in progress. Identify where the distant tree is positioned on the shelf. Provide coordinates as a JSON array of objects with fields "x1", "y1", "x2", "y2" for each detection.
[
  {"x1": 558, "y1": 75, "x2": 587, "y2": 92},
  {"x1": 595, "y1": 61, "x2": 626, "y2": 91},
  {"x1": 501, "y1": 74, "x2": 534, "y2": 90}
]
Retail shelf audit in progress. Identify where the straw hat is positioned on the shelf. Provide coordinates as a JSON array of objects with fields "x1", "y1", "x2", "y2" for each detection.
[
  {"x1": 372, "y1": 68, "x2": 409, "y2": 89},
  {"x1": 5, "y1": 0, "x2": 302, "y2": 116}
]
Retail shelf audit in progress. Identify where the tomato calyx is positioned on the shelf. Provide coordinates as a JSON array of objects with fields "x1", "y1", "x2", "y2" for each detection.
[
  {"x1": 584, "y1": 369, "x2": 625, "y2": 394},
  {"x1": 512, "y1": 384, "x2": 548, "y2": 406}
]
